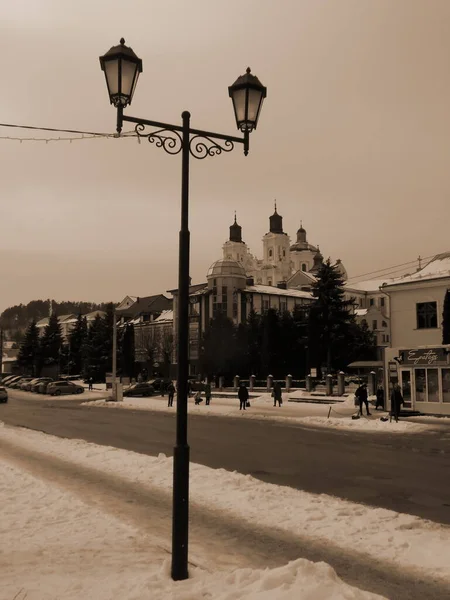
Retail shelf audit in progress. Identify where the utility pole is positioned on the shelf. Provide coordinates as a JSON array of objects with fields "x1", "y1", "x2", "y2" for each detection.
[
  {"x1": 112, "y1": 310, "x2": 117, "y2": 400},
  {"x1": 0, "y1": 328, "x2": 3, "y2": 380}
]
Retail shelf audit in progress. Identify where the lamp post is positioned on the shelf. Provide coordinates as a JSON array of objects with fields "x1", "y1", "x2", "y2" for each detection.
[{"x1": 99, "y1": 39, "x2": 266, "y2": 581}]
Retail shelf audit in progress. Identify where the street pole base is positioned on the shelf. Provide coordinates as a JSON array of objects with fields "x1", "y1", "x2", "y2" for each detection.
[{"x1": 171, "y1": 443, "x2": 190, "y2": 581}]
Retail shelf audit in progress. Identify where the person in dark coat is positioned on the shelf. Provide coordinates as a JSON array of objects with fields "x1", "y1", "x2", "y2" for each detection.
[
  {"x1": 238, "y1": 382, "x2": 249, "y2": 410},
  {"x1": 375, "y1": 385, "x2": 385, "y2": 410},
  {"x1": 204, "y1": 382, "x2": 212, "y2": 406},
  {"x1": 355, "y1": 383, "x2": 371, "y2": 416},
  {"x1": 390, "y1": 383, "x2": 404, "y2": 422},
  {"x1": 272, "y1": 381, "x2": 282, "y2": 407},
  {"x1": 88, "y1": 377, "x2": 93, "y2": 391},
  {"x1": 167, "y1": 382, "x2": 175, "y2": 407}
]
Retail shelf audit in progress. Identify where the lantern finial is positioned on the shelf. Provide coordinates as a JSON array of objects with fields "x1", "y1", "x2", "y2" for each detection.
[{"x1": 120, "y1": 38, "x2": 125, "y2": 45}]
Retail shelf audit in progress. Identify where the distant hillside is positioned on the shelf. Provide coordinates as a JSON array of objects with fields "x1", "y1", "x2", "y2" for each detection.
[{"x1": 0, "y1": 299, "x2": 114, "y2": 342}]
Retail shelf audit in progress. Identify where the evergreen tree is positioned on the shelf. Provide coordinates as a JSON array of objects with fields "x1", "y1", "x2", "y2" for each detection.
[
  {"x1": 120, "y1": 323, "x2": 135, "y2": 378},
  {"x1": 68, "y1": 314, "x2": 88, "y2": 374},
  {"x1": 39, "y1": 314, "x2": 63, "y2": 373},
  {"x1": 199, "y1": 313, "x2": 238, "y2": 383},
  {"x1": 17, "y1": 320, "x2": 40, "y2": 376},
  {"x1": 246, "y1": 310, "x2": 262, "y2": 377},
  {"x1": 442, "y1": 290, "x2": 450, "y2": 344},
  {"x1": 83, "y1": 314, "x2": 106, "y2": 381},
  {"x1": 308, "y1": 259, "x2": 355, "y2": 374}
]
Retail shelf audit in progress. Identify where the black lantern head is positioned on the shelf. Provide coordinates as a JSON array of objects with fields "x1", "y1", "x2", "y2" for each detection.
[
  {"x1": 228, "y1": 67, "x2": 267, "y2": 132},
  {"x1": 99, "y1": 38, "x2": 143, "y2": 108}
]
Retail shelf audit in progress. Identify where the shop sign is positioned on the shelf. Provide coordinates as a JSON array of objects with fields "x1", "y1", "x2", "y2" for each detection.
[
  {"x1": 400, "y1": 348, "x2": 448, "y2": 366},
  {"x1": 310, "y1": 368, "x2": 317, "y2": 377}
]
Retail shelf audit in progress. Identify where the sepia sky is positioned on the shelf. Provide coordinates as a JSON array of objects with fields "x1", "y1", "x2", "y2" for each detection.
[{"x1": 1, "y1": 0, "x2": 450, "y2": 313}]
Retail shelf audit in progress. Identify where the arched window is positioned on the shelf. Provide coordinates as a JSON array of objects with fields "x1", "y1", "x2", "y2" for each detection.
[
  {"x1": 382, "y1": 320, "x2": 387, "y2": 328},
  {"x1": 283, "y1": 249, "x2": 286, "y2": 257},
  {"x1": 302, "y1": 263, "x2": 307, "y2": 271},
  {"x1": 268, "y1": 280, "x2": 272, "y2": 286},
  {"x1": 269, "y1": 248, "x2": 273, "y2": 258}
]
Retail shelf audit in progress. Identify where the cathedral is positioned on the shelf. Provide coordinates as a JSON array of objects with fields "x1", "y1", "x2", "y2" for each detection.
[{"x1": 222, "y1": 202, "x2": 348, "y2": 289}]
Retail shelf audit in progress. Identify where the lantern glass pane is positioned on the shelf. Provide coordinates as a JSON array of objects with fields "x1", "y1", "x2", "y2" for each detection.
[
  {"x1": 247, "y1": 88, "x2": 263, "y2": 125},
  {"x1": 104, "y1": 59, "x2": 119, "y2": 96},
  {"x1": 121, "y1": 59, "x2": 138, "y2": 99},
  {"x1": 232, "y1": 88, "x2": 247, "y2": 124}
]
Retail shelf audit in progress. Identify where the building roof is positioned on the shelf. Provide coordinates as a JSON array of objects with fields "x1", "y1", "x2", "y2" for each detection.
[
  {"x1": 115, "y1": 294, "x2": 172, "y2": 317},
  {"x1": 154, "y1": 309, "x2": 174, "y2": 323},
  {"x1": 168, "y1": 283, "x2": 208, "y2": 295},
  {"x1": 244, "y1": 285, "x2": 312, "y2": 299},
  {"x1": 347, "y1": 361, "x2": 384, "y2": 369},
  {"x1": 355, "y1": 308, "x2": 368, "y2": 316},
  {"x1": 382, "y1": 252, "x2": 450, "y2": 288},
  {"x1": 36, "y1": 314, "x2": 77, "y2": 327},
  {"x1": 345, "y1": 279, "x2": 394, "y2": 293},
  {"x1": 207, "y1": 259, "x2": 246, "y2": 278}
]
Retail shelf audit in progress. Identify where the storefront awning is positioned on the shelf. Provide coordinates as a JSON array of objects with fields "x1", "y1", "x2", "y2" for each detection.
[{"x1": 347, "y1": 361, "x2": 384, "y2": 368}]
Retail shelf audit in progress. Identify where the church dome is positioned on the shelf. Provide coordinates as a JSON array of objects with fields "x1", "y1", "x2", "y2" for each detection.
[{"x1": 207, "y1": 259, "x2": 246, "y2": 279}]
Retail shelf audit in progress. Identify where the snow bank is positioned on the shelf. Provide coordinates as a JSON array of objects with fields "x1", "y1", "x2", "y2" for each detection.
[
  {"x1": 1, "y1": 424, "x2": 449, "y2": 586},
  {"x1": 1, "y1": 452, "x2": 384, "y2": 599}
]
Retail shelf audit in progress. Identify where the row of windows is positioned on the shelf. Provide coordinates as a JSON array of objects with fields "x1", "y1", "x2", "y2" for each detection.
[
  {"x1": 402, "y1": 368, "x2": 450, "y2": 403},
  {"x1": 369, "y1": 297, "x2": 386, "y2": 308}
]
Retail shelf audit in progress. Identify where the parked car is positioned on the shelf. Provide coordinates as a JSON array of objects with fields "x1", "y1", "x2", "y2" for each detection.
[
  {"x1": 1, "y1": 375, "x2": 17, "y2": 385},
  {"x1": 5, "y1": 376, "x2": 24, "y2": 387},
  {"x1": 11, "y1": 377, "x2": 33, "y2": 389},
  {"x1": 22, "y1": 378, "x2": 42, "y2": 392},
  {"x1": 123, "y1": 382, "x2": 154, "y2": 397},
  {"x1": 31, "y1": 378, "x2": 53, "y2": 393},
  {"x1": 0, "y1": 386, "x2": 8, "y2": 403},
  {"x1": 37, "y1": 379, "x2": 55, "y2": 394},
  {"x1": 149, "y1": 378, "x2": 172, "y2": 392},
  {"x1": 46, "y1": 381, "x2": 85, "y2": 396}
]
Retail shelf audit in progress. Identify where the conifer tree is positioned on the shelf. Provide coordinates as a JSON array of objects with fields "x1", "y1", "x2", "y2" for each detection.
[
  {"x1": 39, "y1": 314, "x2": 63, "y2": 373},
  {"x1": 442, "y1": 290, "x2": 450, "y2": 344},
  {"x1": 308, "y1": 259, "x2": 355, "y2": 374},
  {"x1": 68, "y1": 314, "x2": 88, "y2": 375},
  {"x1": 17, "y1": 320, "x2": 40, "y2": 376}
]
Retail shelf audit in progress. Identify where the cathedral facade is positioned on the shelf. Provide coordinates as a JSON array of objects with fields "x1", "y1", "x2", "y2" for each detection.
[{"x1": 221, "y1": 203, "x2": 342, "y2": 288}]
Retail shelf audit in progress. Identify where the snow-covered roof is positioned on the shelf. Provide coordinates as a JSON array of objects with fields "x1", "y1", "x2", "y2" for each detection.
[
  {"x1": 383, "y1": 253, "x2": 450, "y2": 287},
  {"x1": 154, "y1": 310, "x2": 173, "y2": 323},
  {"x1": 355, "y1": 308, "x2": 368, "y2": 316},
  {"x1": 345, "y1": 279, "x2": 394, "y2": 293},
  {"x1": 244, "y1": 285, "x2": 312, "y2": 299}
]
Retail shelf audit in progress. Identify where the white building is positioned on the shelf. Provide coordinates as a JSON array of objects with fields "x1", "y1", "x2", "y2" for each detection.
[
  {"x1": 382, "y1": 253, "x2": 450, "y2": 416},
  {"x1": 222, "y1": 204, "x2": 338, "y2": 288}
]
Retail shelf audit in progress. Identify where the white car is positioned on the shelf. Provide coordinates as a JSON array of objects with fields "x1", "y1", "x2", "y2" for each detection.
[{"x1": 0, "y1": 386, "x2": 8, "y2": 403}]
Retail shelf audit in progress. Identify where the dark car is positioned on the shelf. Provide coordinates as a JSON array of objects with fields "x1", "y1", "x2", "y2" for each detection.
[
  {"x1": 123, "y1": 382, "x2": 154, "y2": 397},
  {"x1": 46, "y1": 381, "x2": 84, "y2": 396},
  {"x1": 5, "y1": 376, "x2": 24, "y2": 388},
  {"x1": 22, "y1": 378, "x2": 42, "y2": 392},
  {"x1": 31, "y1": 378, "x2": 53, "y2": 393},
  {"x1": 149, "y1": 378, "x2": 172, "y2": 392},
  {"x1": 37, "y1": 379, "x2": 55, "y2": 394},
  {"x1": 11, "y1": 377, "x2": 33, "y2": 389},
  {"x1": 0, "y1": 386, "x2": 8, "y2": 403}
]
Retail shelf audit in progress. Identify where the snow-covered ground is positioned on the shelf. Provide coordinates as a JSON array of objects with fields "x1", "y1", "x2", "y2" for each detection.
[
  {"x1": 82, "y1": 392, "x2": 441, "y2": 433},
  {"x1": 1, "y1": 423, "x2": 449, "y2": 600}
]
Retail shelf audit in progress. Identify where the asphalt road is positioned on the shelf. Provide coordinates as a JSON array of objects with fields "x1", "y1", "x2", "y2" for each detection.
[{"x1": 2, "y1": 389, "x2": 450, "y2": 525}]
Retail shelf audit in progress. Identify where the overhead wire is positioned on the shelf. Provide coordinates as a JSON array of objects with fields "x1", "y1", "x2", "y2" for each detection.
[
  {"x1": 347, "y1": 254, "x2": 435, "y2": 283},
  {"x1": 0, "y1": 121, "x2": 137, "y2": 143}
]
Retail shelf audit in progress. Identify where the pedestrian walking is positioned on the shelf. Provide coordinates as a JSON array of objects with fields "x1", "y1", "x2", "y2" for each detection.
[
  {"x1": 204, "y1": 382, "x2": 212, "y2": 406},
  {"x1": 355, "y1": 382, "x2": 371, "y2": 416},
  {"x1": 375, "y1": 385, "x2": 385, "y2": 410},
  {"x1": 88, "y1": 377, "x2": 93, "y2": 391},
  {"x1": 167, "y1": 382, "x2": 175, "y2": 407},
  {"x1": 390, "y1": 383, "x2": 404, "y2": 422},
  {"x1": 272, "y1": 381, "x2": 283, "y2": 407},
  {"x1": 238, "y1": 382, "x2": 249, "y2": 410}
]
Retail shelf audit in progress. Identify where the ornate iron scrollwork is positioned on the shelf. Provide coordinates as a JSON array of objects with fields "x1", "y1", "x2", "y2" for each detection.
[
  {"x1": 135, "y1": 123, "x2": 183, "y2": 155},
  {"x1": 189, "y1": 135, "x2": 234, "y2": 160},
  {"x1": 134, "y1": 124, "x2": 236, "y2": 159}
]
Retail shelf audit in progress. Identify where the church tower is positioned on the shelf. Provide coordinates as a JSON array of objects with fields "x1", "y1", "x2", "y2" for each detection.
[
  {"x1": 222, "y1": 213, "x2": 257, "y2": 273},
  {"x1": 289, "y1": 221, "x2": 318, "y2": 273},
  {"x1": 261, "y1": 202, "x2": 291, "y2": 285}
]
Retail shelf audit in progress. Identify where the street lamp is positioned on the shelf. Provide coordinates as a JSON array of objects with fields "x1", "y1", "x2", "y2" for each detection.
[{"x1": 99, "y1": 39, "x2": 266, "y2": 581}]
